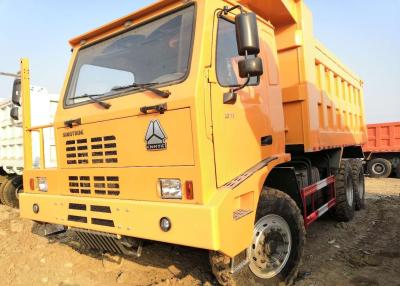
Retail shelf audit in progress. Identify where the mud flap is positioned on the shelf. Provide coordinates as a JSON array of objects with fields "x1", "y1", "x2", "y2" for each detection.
[{"x1": 33, "y1": 223, "x2": 67, "y2": 236}]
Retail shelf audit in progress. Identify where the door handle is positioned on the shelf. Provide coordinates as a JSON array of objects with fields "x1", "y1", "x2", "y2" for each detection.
[
  {"x1": 64, "y1": 118, "x2": 82, "y2": 128},
  {"x1": 261, "y1": 135, "x2": 273, "y2": 146},
  {"x1": 140, "y1": 103, "x2": 167, "y2": 115}
]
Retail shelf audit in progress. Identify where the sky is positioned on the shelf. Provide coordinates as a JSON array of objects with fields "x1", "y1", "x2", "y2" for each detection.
[{"x1": 0, "y1": 0, "x2": 399, "y2": 124}]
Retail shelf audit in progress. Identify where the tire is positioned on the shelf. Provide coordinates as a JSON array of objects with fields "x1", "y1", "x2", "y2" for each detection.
[
  {"x1": 0, "y1": 175, "x2": 10, "y2": 205},
  {"x1": 331, "y1": 160, "x2": 355, "y2": 222},
  {"x1": 210, "y1": 188, "x2": 305, "y2": 286},
  {"x1": 3, "y1": 175, "x2": 23, "y2": 208},
  {"x1": 350, "y1": 160, "x2": 366, "y2": 210},
  {"x1": 367, "y1": 158, "x2": 392, "y2": 178},
  {"x1": 395, "y1": 163, "x2": 400, "y2": 179}
]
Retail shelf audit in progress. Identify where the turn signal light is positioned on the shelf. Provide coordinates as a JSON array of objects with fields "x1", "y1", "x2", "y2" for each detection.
[
  {"x1": 29, "y1": 178, "x2": 35, "y2": 190},
  {"x1": 185, "y1": 181, "x2": 194, "y2": 200}
]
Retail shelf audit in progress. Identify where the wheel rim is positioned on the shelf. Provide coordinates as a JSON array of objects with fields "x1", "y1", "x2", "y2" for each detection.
[
  {"x1": 346, "y1": 175, "x2": 354, "y2": 207},
  {"x1": 248, "y1": 214, "x2": 292, "y2": 279},
  {"x1": 372, "y1": 163, "x2": 385, "y2": 175}
]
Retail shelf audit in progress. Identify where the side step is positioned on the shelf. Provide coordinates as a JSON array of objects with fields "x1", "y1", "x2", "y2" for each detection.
[{"x1": 73, "y1": 228, "x2": 143, "y2": 257}]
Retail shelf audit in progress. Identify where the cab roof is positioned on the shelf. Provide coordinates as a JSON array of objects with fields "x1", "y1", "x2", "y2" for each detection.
[
  {"x1": 69, "y1": 0, "x2": 178, "y2": 47},
  {"x1": 69, "y1": 0, "x2": 300, "y2": 47}
]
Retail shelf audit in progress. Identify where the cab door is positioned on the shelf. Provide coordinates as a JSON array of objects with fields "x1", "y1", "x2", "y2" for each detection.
[{"x1": 210, "y1": 16, "x2": 277, "y2": 187}]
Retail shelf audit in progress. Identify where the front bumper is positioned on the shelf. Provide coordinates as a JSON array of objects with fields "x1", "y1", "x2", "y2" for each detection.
[{"x1": 20, "y1": 193, "x2": 217, "y2": 250}]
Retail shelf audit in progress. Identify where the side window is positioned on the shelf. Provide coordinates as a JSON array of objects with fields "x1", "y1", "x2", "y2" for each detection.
[{"x1": 216, "y1": 18, "x2": 258, "y2": 87}]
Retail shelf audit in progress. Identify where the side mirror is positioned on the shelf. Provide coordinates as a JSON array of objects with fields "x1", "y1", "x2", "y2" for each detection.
[
  {"x1": 223, "y1": 9, "x2": 264, "y2": 105},
  {"x1": 10, "y1": 106, "x2": 19, "y2": 121},
  {"x1": 12, "y1": 78, "x2": 21, "y2": 106},
  {"x1": 238, "y1": 57, "x2": 263, "y2": 78},
  {"x1": 235, "y1": 13, "x2": 260, "y2": 56}
]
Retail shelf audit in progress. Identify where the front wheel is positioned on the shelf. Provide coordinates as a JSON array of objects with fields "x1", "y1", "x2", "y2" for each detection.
[
  {"x1": 3, "y1": 175, "x2": 23, "y2": 208},
  {"x1": 0, "y1": 175, "x2": 9, "y2": 204},
  {"x1": 210, "y1": 188, "x2": 305, "y2": 286}
]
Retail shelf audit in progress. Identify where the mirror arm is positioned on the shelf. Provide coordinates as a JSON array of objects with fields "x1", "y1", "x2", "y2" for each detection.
[
  {"x1": 218, "y1": 14, "x2": 235, "y2": 24},
  {"x1": 233, "y1": 51, "x2": 250, "y2": 93},
  {"x1": 222, "y1": 5, "x2": 243, "y2": 15},
  {"x1": 233, "y1": 75, "x2": 251, "y2": 92},
  {"x1": 223, "y1": 75, "x2": 251, "y2": 105}
]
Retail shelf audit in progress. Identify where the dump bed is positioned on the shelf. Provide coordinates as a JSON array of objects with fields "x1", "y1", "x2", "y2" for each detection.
[
  {"x1": 363, "y1": 122, "x2": 400, "y2": 153},
  {"x1": 240, "y1": 0, "x2": 367, "y2": 152}
]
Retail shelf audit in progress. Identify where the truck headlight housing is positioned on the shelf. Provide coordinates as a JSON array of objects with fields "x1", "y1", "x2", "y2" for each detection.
[
  {"x1": 159, "y1": 179, "x2": 182, "y2": 199},
  {"x1": 37, "y1": 177, "x2": 48, "y2": 192}
]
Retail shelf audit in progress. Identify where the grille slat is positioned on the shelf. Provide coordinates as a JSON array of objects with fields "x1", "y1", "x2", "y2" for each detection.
[
  {"x1": 68, "y1": 215, "x2": 87, "y2": 223},
  {"x1": 92, "y1": 218, "x2": 115, "y2": 227},
  {"x1": 69, "y1": 203, "x2": 87, "y2": 211},
  {"x1": 108, "y1": 191, "x2": 120, "y2": 196},
  {"x1": 91, "y1": 205, "x2": 111, "y2": 213}
]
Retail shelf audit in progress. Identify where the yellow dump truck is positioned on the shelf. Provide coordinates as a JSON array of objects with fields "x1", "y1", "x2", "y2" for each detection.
[{"x1": 16, "y1": 0, "x2": 366, "y2": 285}]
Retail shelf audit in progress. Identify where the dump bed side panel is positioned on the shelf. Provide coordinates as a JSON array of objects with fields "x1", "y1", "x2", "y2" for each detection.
[
  {"x1": 364, "y1": 122, "x2": 400, "y2": 153},
  {"x1": 275, "y1": 1, "x2": 367, "y2": 152}
]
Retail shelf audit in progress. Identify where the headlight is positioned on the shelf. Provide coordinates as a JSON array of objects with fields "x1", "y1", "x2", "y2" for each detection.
[
  {"x1": 37, "y1": 177, "x2": 48, "y2": 192},
  {"x1": 159, "y1": 179, "x2": 182, "y2": 199}
]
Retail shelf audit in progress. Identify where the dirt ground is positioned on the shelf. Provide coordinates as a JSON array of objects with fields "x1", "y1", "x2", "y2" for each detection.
[{"x1": 0, "y1": 178, "x2": 399, "y2": 286}]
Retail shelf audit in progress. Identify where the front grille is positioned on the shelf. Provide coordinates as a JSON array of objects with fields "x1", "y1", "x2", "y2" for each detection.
[
  {"x1": 65, "y1": 135, "x2": 118, "y2": 165},
  {"x1": 68, "y1": 176, "x2": 120, "y2": 197},
  {"x1": 66, "y1": 139, "x2": 88, "y2": 165}
]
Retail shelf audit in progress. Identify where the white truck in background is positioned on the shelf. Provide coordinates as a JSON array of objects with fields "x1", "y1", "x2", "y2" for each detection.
[{"x1": 0, "y1": 86, "x2": 57, "y2": 208}]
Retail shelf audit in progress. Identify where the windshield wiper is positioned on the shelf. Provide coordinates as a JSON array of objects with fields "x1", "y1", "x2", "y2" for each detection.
[
  {"x1": 72, "y1": 93, "x2": 111, "y2": 109},
  {"x1": 111, "y1": 82, "x2": 170, "y2": 98}
]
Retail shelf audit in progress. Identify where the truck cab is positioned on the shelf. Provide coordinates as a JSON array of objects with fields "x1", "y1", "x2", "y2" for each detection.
[{"x1": 21, "y1": 0, "x2": 288, "y2": 253}]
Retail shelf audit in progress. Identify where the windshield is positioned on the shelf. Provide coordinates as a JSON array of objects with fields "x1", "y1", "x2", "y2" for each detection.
[{"x1": 65, "y1": 5, "x2": 195, "y2": 106}]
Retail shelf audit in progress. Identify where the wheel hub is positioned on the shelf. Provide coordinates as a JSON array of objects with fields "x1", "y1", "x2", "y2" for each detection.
[
  {"x1": 248, "y1": 214, "x2": 292, "y2": 279},
  {"x1": 372, "y1": 163, "x2": 385, "y2": 175}
]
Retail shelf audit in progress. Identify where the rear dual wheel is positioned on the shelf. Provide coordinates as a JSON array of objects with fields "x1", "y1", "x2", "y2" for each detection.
[
  {"x1": 367, "y1": 158, "x2": 392, "y2": 178},
  {"x1": 350, "y1": 160, "x2": 366, "y2": 210},
  {"x1": 210, "y1": 188, "x2": 305, "y2": 286},
  {"x1": 331, "y1": 160, "x2": 355, "y2": 222},
  {"x1": 396, "y1": 164, "x2": 400, "y2": 179}
]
